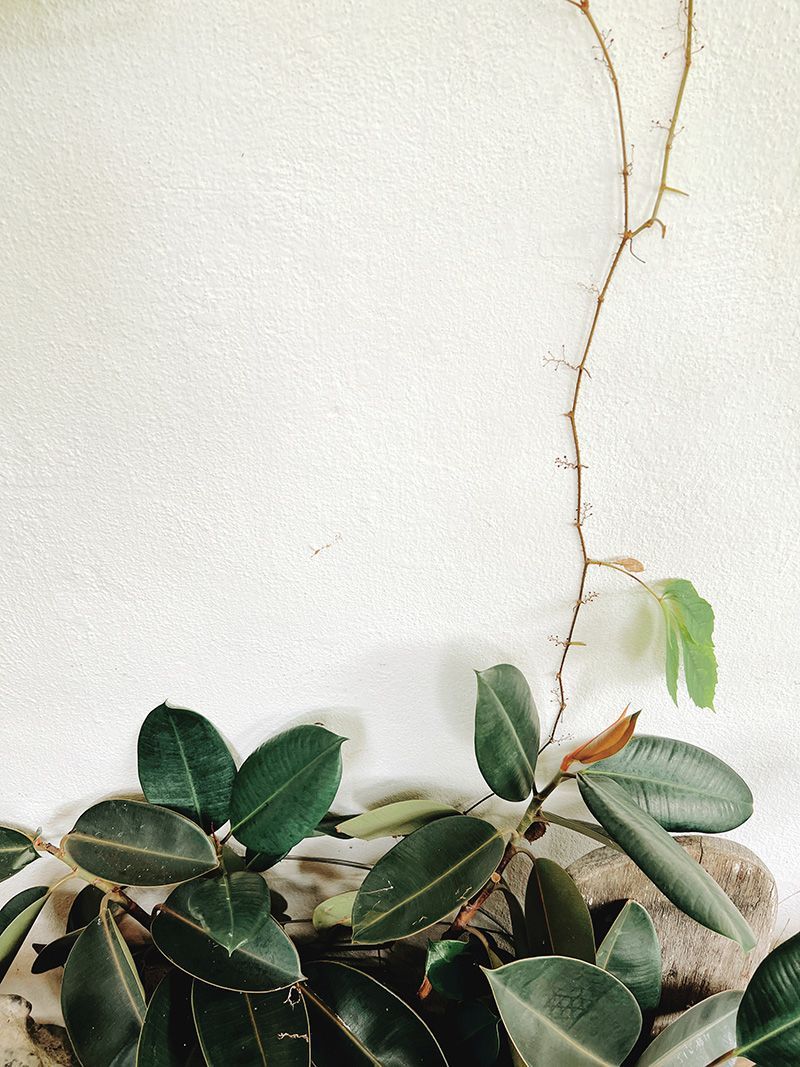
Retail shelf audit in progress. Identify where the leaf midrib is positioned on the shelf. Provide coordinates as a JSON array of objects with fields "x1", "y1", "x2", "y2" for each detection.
[{"x1": 495, "y1": 981, "x2": 615, "y2": 1066}]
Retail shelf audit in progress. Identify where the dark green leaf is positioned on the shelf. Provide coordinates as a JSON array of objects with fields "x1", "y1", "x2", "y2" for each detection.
[
  {"x1": 448, "y1": 1001, "x2": 501, "y2": 1067},
  {"x1": 596, "y1": 901, "x2": 661, "y2": 1013},
  {"x1": 314, "y1": 812, "x2": 357, "y2": 839},
  {"x1": 193, "y1": 981, "x2": 310, "y2": 1066},
  {"x1": 634, "y1": 990, "x2": 742, "y2": 1066},
  {"x1": 0, "y1": 885, "x2": 49, "y2": 981},
  {"x1": 152, "y1": 877, "x2": 301, "y2": 992},
  {"x1": 31, "y1": 927, "x2": 84, "y2": 974},
  {"x1": 68, "y1": 883, "x2": 114, "y2": 931},
  {"x1": 351, "y1": 816, "x2": 505, "y2": 944},
  {"x1": 485, "y1": 957, "x2": 642, "y2": 1067},
  {"x1": 578, "y1": 775, "x2": 754, "y2": 950},
  {"x1": 182, "y1": 870, "x2": 270, "y2": 955},
  {"x1": 496, "y1": 882, "x2": 530, "y2": 958},
  {"x1": 0, "y1": 826, "x2": 38, "y2": 884},
  {"x1": 229, "y1": 725, "x2": 346, "y2": 857},
  {"x1": 137, "y1": 971, "x2": 199, "y2": 1066},
  {"x1": 660, "y1": 580, "x2": 717, "y2": 709},
  {"x1": 524, "y1": 858, "x2": 595, "y2": 963},
  {"x1": 336, "y1": 800, "x2": 460, "y2": 840},
  {"x1": 138, "y1": 703, "x2": 236, "y2": 832},
  {"x1": 62, "y1": 910, "x2": 146, "y2": 1067},
  {"x1": 244, "y1": 848, "x2": 287, "y2": 872},
  {"x1": 581, "y1": 735, "x2": 752, "y2": 832},
  {"x1": 63, "y1": 800, "x2": 219, "y2": 886},
  {"x1": 474, "y1": 664, "x2": 539, "y2": 802},
  {"x1": 424, "y1": 938, "x2": 486, "y2": 1001},
  {"x1": 735, "y1": 931, "x2": 800, "y2": 1064},
  {"x1": 304, "y1": 961, "x2": 447, "y2": 1066}
]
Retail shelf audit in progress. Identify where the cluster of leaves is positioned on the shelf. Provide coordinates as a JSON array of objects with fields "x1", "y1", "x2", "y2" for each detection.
[{"x1": 0, "y1": 670, "x2": 798, "y2": 1065}]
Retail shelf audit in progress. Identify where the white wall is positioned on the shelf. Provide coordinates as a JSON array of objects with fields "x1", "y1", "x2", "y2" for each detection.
[{"x1": 2, "y1": 0, "x2": 799, "y2": 1018}]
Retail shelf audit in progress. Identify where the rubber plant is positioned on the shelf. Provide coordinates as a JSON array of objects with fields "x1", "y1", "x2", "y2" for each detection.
[{"x1": 1, "y1": 2, "x2": 798, "y2": 1066}]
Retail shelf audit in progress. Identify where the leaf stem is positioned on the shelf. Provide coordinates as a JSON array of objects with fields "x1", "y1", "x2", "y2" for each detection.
[{"x1": 588, "y1": 559, "x2": 663, "y2": 604}]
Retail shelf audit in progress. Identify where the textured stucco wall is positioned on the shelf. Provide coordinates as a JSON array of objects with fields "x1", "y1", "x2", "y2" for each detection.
[{"x1": 1, "y1": 0, "x2": 798, "y2": 1018}]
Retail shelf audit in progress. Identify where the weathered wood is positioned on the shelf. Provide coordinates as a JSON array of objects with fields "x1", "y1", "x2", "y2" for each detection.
[
  {"x1": 0, "y1": 994, "x2": 76, "y2": 1066},
  {"x1": 566, "y1": 835, "x2": 777, "y2": 1035}
]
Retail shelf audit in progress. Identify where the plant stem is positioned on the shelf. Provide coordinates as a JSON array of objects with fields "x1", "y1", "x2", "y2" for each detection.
[
  {"x1": 543, "y1": 0, "x2": 694, "y2": 750},
  {"x1": 588, "y1": 559, "x2": 663, "y2": 604}
]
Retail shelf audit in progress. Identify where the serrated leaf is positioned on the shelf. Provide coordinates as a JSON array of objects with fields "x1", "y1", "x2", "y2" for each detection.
[
  {"x1": 336, "y1": 800, "x2": 460, "y2": 840},
  {"x1": 660, "y1": 580, "x2": 717, "y2": 709},
  {"x1": 351, "y1": 816, "x2": 505, "y2": 944},
  {"x1": 0, "y1": 885, "x2": 49, "y2": 981},
  {"x1": 581, "y1": 735, "x2": 753, "y2": 833},
  {"x1": 474, "y1": 665, "x2": 539, "y2": 802},
  {"x1": 193, "y1": 981, "x2": 310, "y2": 1066},
  {"x1": 523, "y1": 858, "x2": 595, "y2": 963},
  {"x1": 0, "y1": 826, "x2": 39, "y2": 884},
  {"x1": 596, "y1": 902, "x2": 661, "y2": 1013},
  {"x1": 63, "y1": 800, "x2": 219, "y2": 886},
  {"x1": 485, "y1": 956, "x2": 642, "y2": 1067},
  {"x1": 577, "y1": 775, "x2": 754, "y2": 950},
  {"x1": 229, "y1": 725, "x2": 345, "y2": 857},
  {"x1": 152, "y1": 877, "x2": 301, "y2": 992},
  {"x1": 62, "y1": 910, "x2": 146, "y2": 1067},
  {"x1": 312, "y1": 890, "x2": 357, "y2": 932},
  {"x1": 136, "y1": 971, "x2": 199, "y2": 1066},
  {"x1": 303, "y1": 961, "x2": 447, "y2": 1066},
  {"x1": 734, "y1": 930, "x2": 800, "y2": 1063},
  {"x1": 634, "y1": 990, "x2": 741, "y2": 1066},
  {"x1": 138, "y1": 703, "x2": 237, "y2": 831}
]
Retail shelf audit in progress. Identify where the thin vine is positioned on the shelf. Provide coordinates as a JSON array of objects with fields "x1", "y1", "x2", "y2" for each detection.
[{"x1": 543, "y1": 0, "x2": 695, "y2": 750}]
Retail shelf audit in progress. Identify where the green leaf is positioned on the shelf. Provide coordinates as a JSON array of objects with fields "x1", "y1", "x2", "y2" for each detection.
[
  {"x1": 424, "y1": 938, "x2": 487, "y2": 1001},
  {"x1": 336, "y1": 800, "x2": 460, "y2": 840},
  {"x1": 228, "y1": 725, "x2": 346, "y2": 857},
  {"x1": 485, "y1": 956, "x2": 642, "y2": 1067},
  {"x1": 734, "y1": 930, "x2": 800, "y2": 1064},
  {"x1": 63, "y1": 799, "x2": 219, "y2": 886},
  {"x1": 351, "y1": 815, "x2": 505, "y2": 944},
  {"x1": 303, "y1": 961, "x2": 447, "y2": 1066},
  {"x1": 596, "y1": 902, "x2": 661, "y2": 1013},
  {"x1": 581, "y1": 735, "x2": 753, "y2": 833},
  {"x1": 68, "y1": 884, "x2": 114, "y2": 931},
  {"x1": 660, "y1": 579, "x2": 717, "y2": 709},
  {"x1": 62, "y1": 910, "x2": 146, "y2": 1067},
  {"x1": 577, "y1": 775, "x2": 755, "y2": 950},
  {"x1": 138, "y1": 703, "x2": 237, "y2": 832},
  {"x1": 312, "y1": 890, "x2": 357, "y2": 932},
  {"x1": 193, "y1": 981, "x2": 310, "y2": 1067},
  {"x1": 634, "y1": 990, "x2": 742, "y2": 1066},
  {"x1": 0, "y1": 885, "x2": 49, "y2": 981},
  {"x1": 448, "y1": 1001, "x2": 501, "y2": 1067},
  {"x1": 474, "y1": 664, "x2": 539, "y2": 802},
  {"x1": 539, "y1": 810, "x2": 622, "y2": 851},
  {"x1": 523, "y1": 858, "x2": 595, "y2": 963},
  {"x1": 0, "y1": 826, "x2": 38, "y2": 884},
  {"x1": 137, "y1": 971, "x2": 199, "y2": 1066},
  {"x1": 496, "y1": 883, "x2": 530, "y2": 958},
  {"x1": 152, "y1": 877, "x2": 302, "y2": 992},
  {"x1": 183, "y1": 870, "x2": 270, "y2": 955},
  {"x1": 31, "y1": 927, "x2": 84, "y2": 973}
]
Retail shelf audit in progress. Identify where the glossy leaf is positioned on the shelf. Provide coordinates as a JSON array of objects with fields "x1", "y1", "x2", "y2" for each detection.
[
  {"x1": 539, "y1": 810, "x2": 621, "y2": 851},
  {"x1": 62, "y1": 910, "x2": 146, "y2": 1067},
  {"x1": 635, "y1": 990, "x2": 742, "y2": 1066},
  {"x1": 312, "y1": 890, "x2": 357, "y2": 932},
  {"x1": 68, "y1": 883, "x2": 114, "y2": 931},
  {"x1": 424, "y1": 938, "x2": 486, "y2": 1001},
  {"x1": 193, "y1": 981, "x2": 310, "y2": 1067},
  {"x1": 735, "y1": 931, "x2": 800, "y2": 1064},
  {"x1": 229, "y1": 725, "x2": 346, "y2": 857},
  {"x1": 63, "y1": 800, "x2": 219, "y2": 886},
  {"x1": 578, "y1": 775, "x2": 755, "y2": 950},
  {"x1": 0, "y1": 885, "x2": 49, "y2": 981},
  {"x1": 449, "y1": 1001, "x2": 501, "y2": 1067},
  {"x1": 524, "y1": 858, "x2": 595, "y2": 963},
  {"x1": 351, "y1": 815, "x2": 505, "y2": 944},
  {"x1": 581, "y1": 735, "x2": 753, "y2": 833},
  {"x1": 138, "y1": 703, "x2": 236, "y2": 831},
  {"x1": 485, "y1": 956, "x2": 642, "y2": 1067},
  {"x1": 336, "y1": 800, "x2": 460, "y2": 840},
  {"x1": 303, "y1": 961, "x2": 447, "y2": 1066},
  {"x1": 496, "y1": 883, "x2": 530, "y2": 958},
  {"x1": 0, "y1": 826, "x2": 38, "y2": 884},
  {"x1": 596, "y1": 901, "x2": 661, "y2": 1012},
  {"x1": 152, "y1": 878, "x2": 301, "y2": 992},
  {"x1": 182, "y1": 870, "x2": 270, "y2": 954},
  {"x1": 660, "y1": 580, "x2": 717, "y2": 709},
  {"x1": 474, "y1": 664, "x2": 539, "y2": 802},
  {"x1": 31, "y1": 927, "x2": 84, "y2": 973},
  {"x1": 137, "y1": 971, "x2": 199, "y2": 1066}
]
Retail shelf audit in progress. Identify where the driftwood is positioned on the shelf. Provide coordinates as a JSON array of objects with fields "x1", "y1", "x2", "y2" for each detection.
[{"x1": 566, "y1": 835, "x2": 777, "y2": 1035}]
